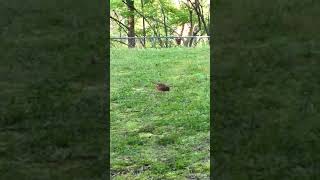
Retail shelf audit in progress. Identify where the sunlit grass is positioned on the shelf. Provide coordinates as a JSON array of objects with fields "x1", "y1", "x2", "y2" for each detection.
[{"x1": 111, "y1": 47, "x2": 210, "y2": 179}]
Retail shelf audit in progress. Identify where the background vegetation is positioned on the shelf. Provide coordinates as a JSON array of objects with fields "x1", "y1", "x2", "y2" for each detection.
[
  {"x1": 0, "y1": 0, "x2": 107, "y2": 179},
  {"x1": 212, "y1": 0, "x2": 320, "y2": 179},
  {"x1": 110, "y1": 0, "x2": 209, "y2": 48}
]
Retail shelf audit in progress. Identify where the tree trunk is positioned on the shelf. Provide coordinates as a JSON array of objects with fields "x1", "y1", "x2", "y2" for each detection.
[
  {"x1": 188, "y1": 0, "x2": 209, "y2": 35},
  {"x1": 184, "y1": 10, "x2": 193, "y2": 47},
  {"x1": 160, "y1": 3, "x2": 168, "y2": 47},
  {"x1": 141, "y1": 0, "x2": 146, "y2": 47},
  {"x1": 126, "y1": 0, "x2": 135, "y2": 48}
]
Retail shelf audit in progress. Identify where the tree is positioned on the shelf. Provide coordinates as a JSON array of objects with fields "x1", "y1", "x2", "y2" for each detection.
[
  {"x1": 141, "y1": 0, "x2": 146, "y2": 47},
  {"x1": 110, "y1": 0, "x2": 210, "y2": 48},
  {"x1": 126, "y1": 0, "x2": 136, "y2": 48}
]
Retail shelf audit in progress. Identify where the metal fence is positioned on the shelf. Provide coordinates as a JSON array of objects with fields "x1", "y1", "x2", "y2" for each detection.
[{"x1": 110, "y1": 36, "x2": 210, "y2": 48}]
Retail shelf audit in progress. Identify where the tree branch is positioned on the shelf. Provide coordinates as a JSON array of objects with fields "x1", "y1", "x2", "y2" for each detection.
[
  {"x1": 122, "y1": 0, "x2": 179, "y2": 35},
  {"x1": 111, "y1": 39, "x2": 128, "y2": 46},
  {"x1": 110, "y1": 16, "x2": 129, "y2": 30},
  {"x1": 187, "y1": 0, "x2": 208, "y2": 35}
]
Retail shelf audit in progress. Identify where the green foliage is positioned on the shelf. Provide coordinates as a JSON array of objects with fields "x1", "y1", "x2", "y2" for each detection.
[
  {"x1": 110, "y1": 0, "x2": 210, "y2": 37},
  {"x1": 167, "y1": 6, "x2": 190, "y2": 26}
]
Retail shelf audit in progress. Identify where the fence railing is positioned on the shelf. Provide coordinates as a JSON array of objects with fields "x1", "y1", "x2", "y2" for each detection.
[{"x1": 110, "y1": 36, "x2": 210, "y2": 48}]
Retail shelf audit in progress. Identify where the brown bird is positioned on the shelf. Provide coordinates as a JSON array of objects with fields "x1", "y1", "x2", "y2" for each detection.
[{"x1": 155, "y1": 83, "x2": 170, "y2": 92}]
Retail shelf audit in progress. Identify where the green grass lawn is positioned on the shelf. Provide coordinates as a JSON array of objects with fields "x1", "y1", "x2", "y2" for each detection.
[
  {"x1": 212, "y1": 0, "x2": 320, "y2": 179},
  {"x1": 111, "y1": 47, "x2": 210, "y2": 179},
  {"x1": 0, "y1": 0, "x2": 107, "y2": 179}
]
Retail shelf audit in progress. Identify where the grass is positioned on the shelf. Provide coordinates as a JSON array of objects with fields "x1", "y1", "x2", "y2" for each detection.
[
  {"x1": 0, "y1": 0, "x2": 107, "y2": 179},
  {"x1": 212, "y1": 0, "x2": 320, "y2": 179},
  {"x1": 110, "y1": 47, "x2": 210, "y2": 179}
]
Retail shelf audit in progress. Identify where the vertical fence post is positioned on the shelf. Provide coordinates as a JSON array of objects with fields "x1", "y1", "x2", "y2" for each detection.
[{"x1": 153, "y1": 37, "x2": 156, "y2": 48}]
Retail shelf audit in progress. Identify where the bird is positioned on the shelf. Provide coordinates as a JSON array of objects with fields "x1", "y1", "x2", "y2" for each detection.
[{"x1": 154, "y1": 82, "x2": 170, "y2": 92}]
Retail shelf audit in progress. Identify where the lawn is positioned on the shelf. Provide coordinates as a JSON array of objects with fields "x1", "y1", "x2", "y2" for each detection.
[
  {"x1": 0, "y1": 0, "x2": 107, "y2": 179},
  {"x1": 212, "y1": 0, "x2": 320, "y2": 179},
  {"x1": 110, "y1": 47, "x2": 210, "y2": 179}
]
